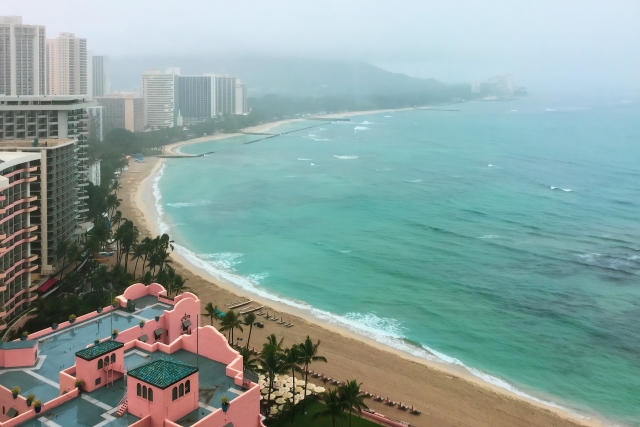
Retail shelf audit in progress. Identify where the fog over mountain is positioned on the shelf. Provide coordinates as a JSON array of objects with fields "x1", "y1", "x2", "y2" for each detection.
[{"x1": 4, "y1": 0, "x2": 640, "y2": 95}]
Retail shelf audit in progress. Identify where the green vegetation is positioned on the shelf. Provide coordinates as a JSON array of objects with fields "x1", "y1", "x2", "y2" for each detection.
[{"x1": 269, "y1": 401, "x2": 378, "y2": 427}]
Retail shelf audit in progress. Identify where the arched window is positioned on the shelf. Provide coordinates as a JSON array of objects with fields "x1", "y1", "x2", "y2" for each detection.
[
  {"x1": 179, "y1": 383, "x2": 184, "y2": 397},
  {"x1": 136, "y1": 384, "x2": 141, "y2": 396},
  {"x1": 142, "y1": 386, "x2": 147, "y2": 399},
  {"x1": 110, "y1": 354, "x2": 116, "y2": 363},
  {"x1": 98, "y1": 359, "x2": 103, "y2": 369},
  {"x1": 185, "y1": 380, "x2": 190, "y2": 394},
  {"x1": 172, "y1": 387, "x2": 177, "y2": 401},
  {"x1": 148, "y1": 388, "x2": 153, "y2": 402},
  {"x1": 104, "y1": 356, "x2": 109, "y2": 366}
]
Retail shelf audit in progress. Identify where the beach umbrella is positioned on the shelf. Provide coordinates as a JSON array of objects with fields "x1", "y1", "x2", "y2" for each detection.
[
  {"x1": 272, "y1": 390, "x2": 284, "y2": 397},
  {"x1": 278, "y1": 405, "x2": 285, "y2": 411},
  {"x1": 259, "y1": 395, "x2": 263, "y2": 400},
  {"x1": 314, "y1": 386, "x2": 325, "y2": 393},
  {"x1": 269, "y1": 407, "x2": 278, "y2": 416},
  {"x1": 282, "y1": 392, "x2": 293, "y2": 399},
  {"x1": 294, "y1": 387, "x2": 304, "y2": 394},
  {"x1": 275, "y1": 397, "x2": 287, "y2": 405},
  {"x1": 305, "y1": 389, "x2": 313, "y2": 396},
  {"x1": 261, "y1": 388, "x2": 270, "y2": 395}
]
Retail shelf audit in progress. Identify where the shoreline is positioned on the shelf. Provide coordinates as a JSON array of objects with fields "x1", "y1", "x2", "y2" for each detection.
[{"x1": 123, "y1": 111, "x2": 607, "y2": 427}]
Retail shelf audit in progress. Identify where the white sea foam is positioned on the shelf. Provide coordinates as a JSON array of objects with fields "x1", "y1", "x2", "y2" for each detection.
[
  {"x1": 310, "y1": 163, "x2": 315, "y2": 166},
  {"x1": 334, "y1": 155, "x2": 359, "y2": 160},
  {"x1": 339, "y1": 250, "x2": 352, "y2": 253},
  {"x1": 166, "y1": 200, "x2": 213, "y2": 208},
  {"x1": 361, "y1": 121, "x2": 373, "y2": 124},
  {"x1": 550, "y1": 186, "x2": 573, "y2": 192},
  {"x1": 353, "y1": 126, "x2": 369, "y2": 131},
  {"x1": 197, "y1": 252, "x2": 244, "y2": 270},
  {"x1": 297, "y1": 158, "x2": 312, "y2": 161},
  {"x1": 384, "y1": 115, "x2": 392, "y2": 118},
  {"x1": 151, "y1": 164, "x2": 589, "y2": 423},
  {"x1": 405, "y1": 179, "x2": 423, "y2": 183},
  {"x1": 480, "y1": 235, "x2": 498, "y2": 239},
  {"x1": 488, "y1": 164, "x2": 494, "y2": 167}
]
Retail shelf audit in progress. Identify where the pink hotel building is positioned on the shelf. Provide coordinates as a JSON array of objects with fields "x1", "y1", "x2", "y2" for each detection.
[{"x1": 0, "y1": 283, "x2": 266, "y2": 427}]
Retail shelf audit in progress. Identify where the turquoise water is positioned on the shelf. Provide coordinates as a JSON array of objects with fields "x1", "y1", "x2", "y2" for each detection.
[{"x1": 156, "y1": 99, "x2": 640, "y2": 425}]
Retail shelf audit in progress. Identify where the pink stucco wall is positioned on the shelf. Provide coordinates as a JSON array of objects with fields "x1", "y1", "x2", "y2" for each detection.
[
  {"x1": 74, "y1": 346, "x2": 125, "y2": 393},
  {"x1": 26, "y1": 305, "x2": 116, "y2": 341},
  {"x1": 0, "y1": 388, "x2": 79, "y2": 427},
  {"x1": 59, "y1": 367, "x2": 76, "y2": 394},
  {"x1": 190, "y1": 383, "x2": 264, "y2": 427},
  {"x1": 127, "y1": 372, "x2": 198, "y2": 425},
  {"x1": 0, "y1": 345, "x2": 37, "y2": 368}
]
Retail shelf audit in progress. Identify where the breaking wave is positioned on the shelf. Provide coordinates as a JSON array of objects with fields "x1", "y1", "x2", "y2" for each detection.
[{"x1": 334, "y1": 155, "x2": 359, "y2": 160}]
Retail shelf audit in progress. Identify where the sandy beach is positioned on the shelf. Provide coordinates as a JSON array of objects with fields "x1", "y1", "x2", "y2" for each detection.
[{"x1": 119, "y1": 115, "x2": 602, "y2": 427}]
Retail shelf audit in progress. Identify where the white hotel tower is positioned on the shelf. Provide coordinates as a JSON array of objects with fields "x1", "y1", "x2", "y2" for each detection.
[{"x1": 0, "y1": 16, "x2": 47, "y2": 96}]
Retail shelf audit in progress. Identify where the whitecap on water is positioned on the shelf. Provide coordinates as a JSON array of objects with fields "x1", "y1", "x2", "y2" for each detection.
[
  {"x1": 384, "y1": 115, "x2": 392, "y2": 118},
  {"x1": 353, "y1": 126, "x2": 369, "y2": 132},
  {"x1": 197, "y1": 252, "x2": 244, "y2": 270},
  {"x1": 405, "y1": 179, "x2": 423, "y2": 183},
  {"x1": 488, "y1": 164, "x2": 494, "y2": 167},
  {"x1": 334, "y1": 155, "x2": 358, "y2": 160},
  {"x1": 166, "y1": 200, "x2": 213, "y2": 208},
  {"x1": 550, "y1": 186, "x2": 573, "y2": 192},
  {"x1": 297, "y1": 158, "x2": 311, "y2": 161}
]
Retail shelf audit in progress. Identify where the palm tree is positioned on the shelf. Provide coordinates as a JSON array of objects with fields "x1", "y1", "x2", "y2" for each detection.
[
  {"x1": 109, "y1": 180, "x2": 122, "y2": 195},
  {"x1": 299, "y1": 336, "x2": 328, "y2": 413},
  {"x1": 131, "y1": 243, "x2": 145, "y2": 277},
  {"x1": 239, "y1": 347, "x2": 259, "y2": 372},
  {"x1": 314, "y1": 389, "x2": 346, "y2": 427},
  {"x1": 340, "y1": 380, "x2": 369, "y2": 427},
  {"x1": 105, "y1": 193, "x2": 121, "y2": 218},
  {"x1": 220, "y1": 310, "x2": 243, "y2": 344},
  {"x1": 243, "y1": 313, "x2": 256, "y2": 348},
  {"x1": 203, "y1": 303, "x2": 221, "y2": 325},
  {"x1": 263, "y1": 333, "x2": 284, "y2": 353},
  {"x1": 283, "y1": 345, "x2": 304, "y2": 422},
  {"x1": 256, "y1": 345, "x2": 288, "y2": 415},
  {"x1": 111, "y1": 210, "x2": 122, "y2": 230},
  {"x1": 171, "y1": 274, "x2": 188, "y2": 295},
  {"x1": 66, "y1": 242, "x2": 82, "y2": 269}
]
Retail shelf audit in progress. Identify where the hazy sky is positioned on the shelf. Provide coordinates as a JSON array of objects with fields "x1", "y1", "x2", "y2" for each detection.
[{"x1": 5, "y1": 0, "x2": 640, "y2": 93}]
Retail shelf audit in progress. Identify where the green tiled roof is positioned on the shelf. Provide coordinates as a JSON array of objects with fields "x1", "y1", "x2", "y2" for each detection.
[
  {"x1": 75, "y1": 340, "x2": 124, "y2": 361},
  {"x1": 128, "y1": 358, "x2": 198, "y2": 389}
]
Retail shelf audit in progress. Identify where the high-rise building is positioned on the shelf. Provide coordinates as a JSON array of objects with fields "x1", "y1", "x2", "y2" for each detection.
[
  {"x1": 176, "y1": 75, "x2": 215, "y2": 122},
  {"x1": 96, "y1": 93, "x2": 146, "y2": 135},
  {"x1": 87, "y1": 105, "x2": 104, "y2": 141},
  {"x1": 92, "y1": 55, "x2": 109, "y2": 97},
  {"x1": 0, "y1": 151, "x2": 41, "y2": 326},
  {"x1": 235, "y1": 80, "x2": 248, "y2": 115},
  {"x1": 46, "y1": 32, "x2": 88, "y2": 95},
  {"x1": 0, "y1": 16, "x2": 46, "y2": 96},
  {"x1": 142, "y1": 68, "x2": 179, "y2": 130},
  {"x1": 213, "y1": 74, "x2": 236, "y2": 116},
  {"x1": 0, "y1": 95, "x2": 93, "y2": 237}
]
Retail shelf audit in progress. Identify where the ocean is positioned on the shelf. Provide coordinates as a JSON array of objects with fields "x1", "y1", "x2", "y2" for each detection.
[{"x1": 154, "y1": 98, "x2": 640, "y2": 425}]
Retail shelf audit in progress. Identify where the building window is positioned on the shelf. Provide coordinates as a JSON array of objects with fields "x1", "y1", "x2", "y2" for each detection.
[
  {"x1": 148, "y1": 389, "x2": 153, "y2": 402},
  {"x1": 185, "y1": 380, "x2": 190, "y2": 394},
  {"x1": 95, "y1": 378, "x2": 101, "y2": 386},
  {"x1": 172, "y1": 387, "x2": 177, "y2": 401},
  {"x1": 137, "y1": 384, "x2": 141, "y2": 397},
  {"x1": 110, "y1": 354, "x2": 115, "y2": 364},
  {"x1": 104, "y1": 356, "x2": 109, "y2": 366},
  {"x1": 98, "y1": 359, "x2": 103, "y2": 369},
  {"x1": 179, "y1": 383, "x2": 184, "y2": 397},
  {"x1": 142, "y1": 386, "x2": 147, "y2": 399}
]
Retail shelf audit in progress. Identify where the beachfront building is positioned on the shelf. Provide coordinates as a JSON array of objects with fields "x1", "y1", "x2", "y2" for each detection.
[
  {"x1": 0, "y1": 151, "x2": 41, "y2": 328},
  {"x1": 213, "y1": 74, "x2": 237, "y2": 116},
  {"x1": 0, "y1": 16, "x2": 47, "y2": 96},
  {"x1": 95, "y1": 93, "x2": 145, "y2": 135},
  {"x1": 0, "y1": 283, "x2": 265, "y2": 427},
  {"x1": 88, "y1": 159, "x2": 100, "y2": 186},
  {"x1": 235, "y1": 80, "x2": 248, "y2": 115},
  {"x1": 0, "y1": 95, "x2": 94, "y2": 275},
  {"x1": 46, "y1": 32, "x2": 88, "y2": 96},
  {"x1": 91, "y1": 55, "x2": 110, "y2": 98},
  {"x1": 87, "y1": 105, "x2": 104, "y2": 141},
  {"x1": 142, "y1": 68, "x2": 180, "y2": 130}
]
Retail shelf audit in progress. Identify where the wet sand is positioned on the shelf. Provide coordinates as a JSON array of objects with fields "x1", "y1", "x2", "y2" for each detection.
[{"x1": 118, "y1": 120, "x2": 601, "y2": 427}]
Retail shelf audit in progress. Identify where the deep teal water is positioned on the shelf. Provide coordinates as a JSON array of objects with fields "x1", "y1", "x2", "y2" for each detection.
[{"x1": 156, "y1": 99, "x2": 640, "y2": 425}]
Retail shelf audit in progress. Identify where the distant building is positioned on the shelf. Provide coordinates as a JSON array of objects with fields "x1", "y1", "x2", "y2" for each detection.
[
  {"x1": 142, "y1": 68, "x2": 179, "y2": 129},
  {"x1": 87, "y1": 105, "x2": 104, "y2": 141},
  {"x1": 92, "y1": 55, "x2": 110, "y2": 97},
  {"x1": 88, "y1": 159, "x2": 101, "y2": 186},
  {"x1": 96, "y1": 93, "x2": 146, "y2": 135},
  {"x1": 235, "y1": 80, "x2": 248, "y2": 114},
  {"x1": 472, "y1": 75, "x2": 527, "y2": 98},
  {"x1": 213, "y1": 74, "x2": 237, "y2": 115},
  {"x1": 0, "y1": 16, "x2": 47, "y2": 96},
  {"x1": 46, "y1": 32, "x2": 88, "y2": 95},
  {"x1": 176, "y1": 75, "x2": 215, "y2": 122}
]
